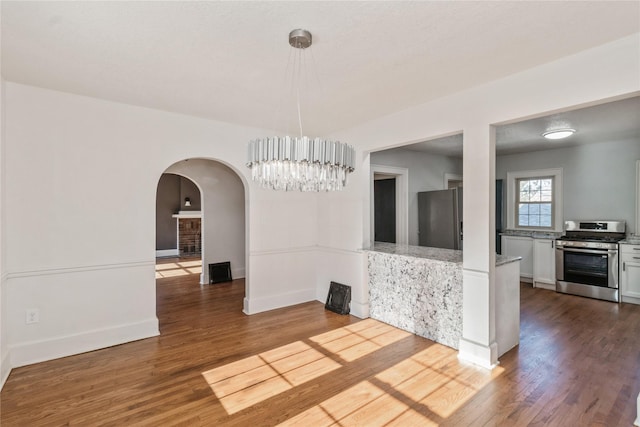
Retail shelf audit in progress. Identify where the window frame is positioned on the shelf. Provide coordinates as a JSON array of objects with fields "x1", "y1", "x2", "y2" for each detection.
[
  {"x1": 515, "y1": 176, "x2": 555, "y2": 229},
  {"x1": 506, "y1": 168, "x2": 563, "y2": 232}
]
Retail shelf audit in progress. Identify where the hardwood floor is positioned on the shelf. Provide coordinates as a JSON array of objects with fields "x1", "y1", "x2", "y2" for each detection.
[{"x1": 2, "y1": 261, "x2": 639, "y2": 426}]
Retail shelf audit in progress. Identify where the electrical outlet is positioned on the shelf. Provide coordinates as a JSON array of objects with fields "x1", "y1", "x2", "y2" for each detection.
[{"x1": 26, "y1": 308, "x2": 39, "y2": 324}]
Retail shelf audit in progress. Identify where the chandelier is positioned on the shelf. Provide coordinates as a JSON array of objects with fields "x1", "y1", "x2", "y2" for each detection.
[{"x1": 247, "y1": 29, "x2": 355, "y2": 192}]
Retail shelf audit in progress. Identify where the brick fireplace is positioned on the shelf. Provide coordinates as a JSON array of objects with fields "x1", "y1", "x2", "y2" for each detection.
[
  {"x1": 178, "y1": 217, "x2": 201, "y2": 256},
  {"x1": 171, "y1": 211, "x2": 202, "y2": 257}
]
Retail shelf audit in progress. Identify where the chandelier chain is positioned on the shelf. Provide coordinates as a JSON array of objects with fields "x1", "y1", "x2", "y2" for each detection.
[{"x1": 296, "y1": 46, "x2": 304, "y2": 139}]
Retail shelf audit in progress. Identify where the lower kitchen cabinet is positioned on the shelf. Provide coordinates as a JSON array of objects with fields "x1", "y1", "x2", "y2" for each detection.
[
  {"x1": 502, "y1": 235, "x2": 556, "y2": 287},
  {"x1": 502, "y1": 235, "x2": 533, "y2": 280},
  {"x1": 620, "y1": 243, "x2": 640, "y2": 304},
  {"x1": 533, "y1": 238, "x2": 556, "y2": 290}
]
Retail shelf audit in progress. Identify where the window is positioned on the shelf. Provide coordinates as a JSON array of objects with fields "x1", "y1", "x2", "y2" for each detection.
[
  {"x1": 517, "y1": 177, "x2": 553, "y2": 228},
  {"x1": 506, "y1": 168, "x2": 563, "y2": 232}
]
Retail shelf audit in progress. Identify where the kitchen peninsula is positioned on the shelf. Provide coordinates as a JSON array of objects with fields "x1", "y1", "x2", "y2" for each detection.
[{"x1": 365, "y1": 242, "x2": 521, "y2": 357}]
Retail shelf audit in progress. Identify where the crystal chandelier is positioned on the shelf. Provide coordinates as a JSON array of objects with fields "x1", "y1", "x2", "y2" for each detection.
[{"x1": 247, "y1": 29, "x2": 355, "y2": 192}]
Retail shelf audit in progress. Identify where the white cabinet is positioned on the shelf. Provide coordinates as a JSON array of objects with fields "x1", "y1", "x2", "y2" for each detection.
[
  {"x1": 620, "y1": 243, "x2": 640, "y2": 304},
  {"x1": 502, "y1": 235, "x2": 533, "y2": 280},
  {"x1": 533, "y1": 239, "x2": 556, "y2": 290},
  {"x1": 502, "y1": 235, "x2": 556, "y2": 287}
]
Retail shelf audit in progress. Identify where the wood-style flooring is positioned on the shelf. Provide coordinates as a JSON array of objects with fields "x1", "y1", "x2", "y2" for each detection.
[{"x1": 1, "y1": 258, "x2": 639, "y2": 426}]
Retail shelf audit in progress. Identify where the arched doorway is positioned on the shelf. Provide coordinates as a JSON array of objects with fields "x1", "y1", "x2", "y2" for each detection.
[{"x1": 154, "y1": 158, "x2": 247, "y2": 323}]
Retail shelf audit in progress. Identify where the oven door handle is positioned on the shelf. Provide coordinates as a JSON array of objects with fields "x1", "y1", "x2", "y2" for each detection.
[{"x1": 555, "y1": 247, "x2": 616, "y2": 255}]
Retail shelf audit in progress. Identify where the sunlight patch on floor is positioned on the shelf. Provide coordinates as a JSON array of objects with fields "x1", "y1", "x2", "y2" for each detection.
[
  {"x1": 201, "y1": 319, "x2": 412, "y2": 415},
  {"x1": 202, "y1": 341, "x2": 342, "y2": 414},
  {"x1": 202, "y1": 318, "x2": 503, "y2": 422},
  {"x1": 155, "y1": 261, "x2": 202, "y2": 278},
  {"x1": 309, "y1": 318, "x2": 412, "y2": 362},
  {"x1": 279, "y1": 342, "x2": 505, "y2": 426}
]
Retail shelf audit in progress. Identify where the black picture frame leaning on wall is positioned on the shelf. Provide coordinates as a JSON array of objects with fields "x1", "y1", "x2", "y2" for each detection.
[{"x1": 325, "y1": 281, "x2": 351, "y2": 315}]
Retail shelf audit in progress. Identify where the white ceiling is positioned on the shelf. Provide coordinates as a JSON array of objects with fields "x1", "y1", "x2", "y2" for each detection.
[
  {"x1": 2, "y1": 1, "x2": 639, "y2": 139},
  {"x1": 402, "y1": 95, "x2": 640, "y2": 157}
]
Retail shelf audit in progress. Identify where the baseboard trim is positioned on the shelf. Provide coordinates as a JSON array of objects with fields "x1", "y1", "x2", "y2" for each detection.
[
  {"x1": 155, "y1": 249, "x2": 179, "y2": 258},
  {"x1": 231, "y1": 268, "x2": 245, "y2": 280},
  {"x1": 622, "y1": 295, "x2": 640, "y2": 305},
  {"x1": 243, "y1": 288, "x2": 316, "y2": 315},
  {"x1": 200, "y1": 268, "x2": 245, "y2": 285},
  {"x1": 533, "y1": 281, "x2": 556, "y2": 291},
  {"x1": 9, "y1": 318, "x2": 159, "y2": 368},
  {"x1": 458, "y1": 338, "x2": 499, "y2": 370},
  {"x1": 0, "y1": 351, "x2": 11, "y2": 391},
  {"x1": 349, "y1": 301, "x2": 370, "y2": 319}
]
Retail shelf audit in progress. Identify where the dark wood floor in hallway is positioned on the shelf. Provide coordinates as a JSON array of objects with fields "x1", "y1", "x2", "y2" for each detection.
[{"x1": 1, "y1": 260, "x2": 639, "y2": 426}]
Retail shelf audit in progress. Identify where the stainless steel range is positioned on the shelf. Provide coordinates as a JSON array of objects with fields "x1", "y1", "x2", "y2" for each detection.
[{"x1": 555, "y1": 220, "x2": 626, "y2": 302}]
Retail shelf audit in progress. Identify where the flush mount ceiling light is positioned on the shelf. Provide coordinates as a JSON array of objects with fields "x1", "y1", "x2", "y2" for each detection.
[
  {"x1": 542, "y1": 128, "x2": 576, "y2": 140},
  {"x1": 246, "y1": 29, "x2": 355, "y2": 192}
]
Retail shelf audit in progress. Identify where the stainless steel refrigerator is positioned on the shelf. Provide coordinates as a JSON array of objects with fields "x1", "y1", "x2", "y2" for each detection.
[{"x1": 418, "y1": 188, "x2": 463, "y2": 250}]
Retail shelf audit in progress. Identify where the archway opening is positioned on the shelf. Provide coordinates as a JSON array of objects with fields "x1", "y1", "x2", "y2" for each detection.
[{"x1": 154, "y1": 158, "x2": 247, "y2": 330}]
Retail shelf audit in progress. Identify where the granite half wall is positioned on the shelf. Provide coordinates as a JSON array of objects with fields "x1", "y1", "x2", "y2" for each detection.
[
  {"x1": 366, "y1": 242, "x2": 521, "y2": 353},
  {"x1": 367, "y1": 246, "x2": 463, "y2": 349}
]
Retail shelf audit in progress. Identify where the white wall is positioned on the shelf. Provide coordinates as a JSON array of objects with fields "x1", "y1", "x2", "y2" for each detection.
[
  {"x1": 165, "y1": 159, "x2": 246, "y2": 282},
  {"x1": 496, "y1": 138, "x2": 640, "y2": 235},
  {"x1": 315, "y1": 173, "x2": 367, "y2": 316},
  {"x1": 0, "y1": 77, "x2": 9, "y2": 388},
  {"x1": 246, "y1": 188, "x2": 320, "y2": 314},
  {"x1": 370, "y1": 149, "x2": 463, "y2": 245},
  {"x1": 2, "y1": 82, "x2": 322, "y2": 369}
]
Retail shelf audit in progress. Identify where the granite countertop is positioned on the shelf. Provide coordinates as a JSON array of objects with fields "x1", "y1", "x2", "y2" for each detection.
[
  {"x1": 364, "y1": 242, "x2": 462, "y2": 263},
  {"x1": 500, "y1": 230, "x2": 562, "y2": 239},
  {"x1": 496, "y1": 254, "x2": 522, "y2": 266},
  {"x1": 364, "y1": 242, "x2": 521, "y2": 266},
  {"x1": 620, "y1": 238, "x2": 640, "y2": 245}
]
